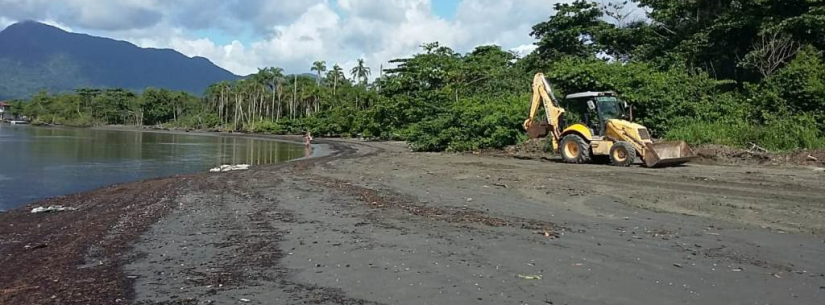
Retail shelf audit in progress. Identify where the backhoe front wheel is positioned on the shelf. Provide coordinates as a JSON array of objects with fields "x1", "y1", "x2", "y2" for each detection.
[
  {"x1": 610, "y1": 141, "x2": 636, "y2": 167},
  {"x1": 560, "y1": 134, "x2": 592, "y2": 164}
]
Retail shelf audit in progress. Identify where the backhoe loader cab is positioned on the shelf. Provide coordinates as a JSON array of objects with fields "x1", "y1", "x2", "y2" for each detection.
[
  {"x1": 523, "y1": 73, "x2": 697, "y2": 167},
  {"x1": 563, "y1": 92, "x2": 629, "y2": 137}
]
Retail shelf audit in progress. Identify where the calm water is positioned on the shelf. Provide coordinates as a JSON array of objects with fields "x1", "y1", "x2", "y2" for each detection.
[{"x1": 0, "y1": 125, "x2": 308, "y2": 211}]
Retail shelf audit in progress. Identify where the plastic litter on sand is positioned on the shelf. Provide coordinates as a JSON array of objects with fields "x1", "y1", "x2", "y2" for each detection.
[
  {"x1": 209, "y1": 164, "x2": 251, "y2": 173},
  {"x1": 31, "y1": 205, "x2": 78, "y2": 214}
]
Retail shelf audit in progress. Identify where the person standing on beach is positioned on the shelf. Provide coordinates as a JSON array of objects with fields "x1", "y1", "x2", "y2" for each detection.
[
  {"x1": 303, "y1": 131, "x2": 313, "y2": 158},
  {"x1": 304, "y1": 131, "x2": 313, "y2": 147}
]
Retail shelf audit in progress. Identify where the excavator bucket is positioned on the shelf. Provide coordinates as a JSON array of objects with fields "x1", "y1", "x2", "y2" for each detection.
[
  {"x1": 643, "y1": 141, "x2": 697, "y2": 168},
  {"x1": 527, "y1": 121, "x2": 550, "y2": 139}
]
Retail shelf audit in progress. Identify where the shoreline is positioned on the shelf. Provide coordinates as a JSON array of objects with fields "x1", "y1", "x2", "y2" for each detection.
[
  {"x1": 0, "y1": 125, "x2": 333, "y2": 213},
  {"x1": 4, "y1": 123, "x2": 327, "y2": 152},
  {"x1": 1, "y1": 138, "x2": 824, "y2": 304},
  {"x1": 0, "y1": 137, "x2": 349, "y2": 304},
  {"x1": 93, "y1": 125, "x2": 338, "y2": 162},
  {"x1": 93, "y1": 126, "x2": 336, "y2": 162}
]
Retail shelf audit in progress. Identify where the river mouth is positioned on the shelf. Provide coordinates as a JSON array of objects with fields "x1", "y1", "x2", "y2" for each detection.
[{"x1": 0, "y1": 125, "x2": 308, "y2": 211}]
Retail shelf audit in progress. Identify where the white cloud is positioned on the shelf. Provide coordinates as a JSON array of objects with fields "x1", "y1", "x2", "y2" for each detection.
[
  {"x1": 66, "y1": 0, "x2": 162, "y2": 30},
  {"x1": 231, "y1": 0, "x2": 325, "y2": 31},
  {"x1": 131, "y1": 0, "x2": 471, "y2": 76},
  {"x1": 254, "y1": 4, "x2": 341, "y2": 64},
  {"x1": 0, "y1": 17, "x2": 14, "y2": 30},
  {"x1": 0, "y1": 0, "x2": 163, "y2": 31},
  {"x1": 511, "y1": 44, "x2": 539, "y2": 57},
  {"x1": 0, "y1": 0, "x2": 644, "y2": 78},
  {"x1": 339, "y1": 0, "x2": 417, "y2": 23},
  {"x1": 338, "y1": 0, "x2": 468, "y2": 73},
  {"x1": 40, "y1": 19, "x2": 74, "y2": 32}
]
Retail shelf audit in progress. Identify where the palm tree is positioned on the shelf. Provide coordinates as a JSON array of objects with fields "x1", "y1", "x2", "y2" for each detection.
[
  {"x1": 350, "y1": 58, "x2": 371, "y2": 86},
  {"x1": 260, "y1": 67, "x2": 284, "y2": 120},
  {"x1": 250, "y1": 69, "x2": 269, "y2": 125},
  {"x1": 291, "y1": 74, "x2": 298, "y2": 119},
  {"x1": 311, "y1": 61, "x2": 327, "y2": 85},
  {"x1": 209, "y1": 81, "x2": 231, "y2": 125},
  {"x1": 310, "y1": 61, "x2": 327, "y2": 114},
  {"x1": 331, "y1": 64, "x2": 343, "y2": 95}
]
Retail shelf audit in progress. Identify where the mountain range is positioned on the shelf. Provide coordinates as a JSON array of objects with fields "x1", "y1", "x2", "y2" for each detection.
[{"x1": 0, "y1": 21, "x2": 240, "y2": 100}]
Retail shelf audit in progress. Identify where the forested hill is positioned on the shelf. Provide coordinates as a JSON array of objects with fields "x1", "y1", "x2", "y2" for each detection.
[{"x1": 0, "y1": 21, "x2": 239, "y2": 99}]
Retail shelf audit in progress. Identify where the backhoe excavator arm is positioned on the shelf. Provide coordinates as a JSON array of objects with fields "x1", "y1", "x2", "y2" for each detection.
[{"x1": 523, "y1": 73, "x2": 565, "y2": 150}]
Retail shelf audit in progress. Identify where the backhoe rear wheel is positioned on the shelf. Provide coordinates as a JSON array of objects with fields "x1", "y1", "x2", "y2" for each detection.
[
  {"x1": 559, "y1": 134, "x2": 592, "y2": 164},
  {"x1": 610, "y1": 141, "x2": 636, "y2": 167}
]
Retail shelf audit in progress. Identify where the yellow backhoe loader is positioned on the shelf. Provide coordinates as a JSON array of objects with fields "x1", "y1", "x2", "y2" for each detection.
[{"x1": 523, "y1": 73, "x2": 696, "y2": 167}]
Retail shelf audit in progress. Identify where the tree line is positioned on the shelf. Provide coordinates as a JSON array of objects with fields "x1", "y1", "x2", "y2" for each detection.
[{"x1": 8, "y1": 0, "x2": 825, "y2": 151}]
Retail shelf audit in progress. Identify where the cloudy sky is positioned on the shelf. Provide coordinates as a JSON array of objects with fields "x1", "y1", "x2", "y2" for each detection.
[{"x1": 0, "y1": 0, "x2": 638, "y2": 76}]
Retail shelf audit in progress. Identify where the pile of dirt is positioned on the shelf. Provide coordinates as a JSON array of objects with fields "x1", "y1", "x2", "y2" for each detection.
[
  {"x1": 779, "y1": 149, "x2": 825, "y2": 166},
  {"x1": 694, "y1": 144, "x2": 825, "y2": 167},
  {"x1": 499, "y1": 139, "x2": 552, "y2": 159},
  {"x1": 694, "y1": 145, "x2": 773, "y2": 164}
]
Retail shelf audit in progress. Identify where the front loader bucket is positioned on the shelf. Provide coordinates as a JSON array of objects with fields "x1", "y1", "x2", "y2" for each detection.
[{"x1": 643, "y1": 141, "x2": 697, "y2": 168}]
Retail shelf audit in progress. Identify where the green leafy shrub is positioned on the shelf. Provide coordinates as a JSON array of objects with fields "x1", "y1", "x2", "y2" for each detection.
[
  {"x1": 666, "y1": 115, "x2": 825, "y2": 151},
  {"x1": 60, "y1": 116, "x2": 101, "y2": 127},
  {"x1": 405, "y1": 95, "x2": 525, "y2": 151},
  {"x1": 761, "y1": 46, "x2": 825, "y2": 132},
  {"x1": 756, "y1": 115, "x2": 825, "y2": 151},
  {"x1": 665, "y1": 121, "x2": 755, "y2": 148},
  {"x1": 254, "y1": 120, "x2": 288, "y2": 134}
]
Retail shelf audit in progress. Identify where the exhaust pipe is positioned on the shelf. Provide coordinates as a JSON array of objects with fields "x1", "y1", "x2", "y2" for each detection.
[{"x1": 644, "y1": 141, "x2": 697, "y2": 168}]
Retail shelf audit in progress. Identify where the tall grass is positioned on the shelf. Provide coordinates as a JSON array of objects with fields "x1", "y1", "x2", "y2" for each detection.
[{"x1": 665, "y1": 115, "x2": 825, "y2": 151}]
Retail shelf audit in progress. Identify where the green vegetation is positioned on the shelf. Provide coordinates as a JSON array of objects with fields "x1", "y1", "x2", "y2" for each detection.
[{"x1": 10, "y1": 1, "x2": 825, "y2": 151}]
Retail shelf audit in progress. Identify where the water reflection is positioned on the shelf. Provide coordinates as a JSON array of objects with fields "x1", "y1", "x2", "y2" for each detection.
[{"x1": 0, "y1": 125, "x2": 305, "y2": 210}]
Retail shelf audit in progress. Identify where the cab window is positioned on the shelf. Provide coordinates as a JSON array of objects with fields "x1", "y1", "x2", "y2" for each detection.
[{"x1": 596, "y1": 97, "x2": 625, "y2": 121}]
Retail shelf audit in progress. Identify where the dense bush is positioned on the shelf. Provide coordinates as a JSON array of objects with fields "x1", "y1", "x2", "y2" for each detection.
[
  {"x1": 760, "y1": 47, "x2": 825, "y2": 130},
  {"x1": 404, "y1": 96, "x2": 526, "y2": 151}
]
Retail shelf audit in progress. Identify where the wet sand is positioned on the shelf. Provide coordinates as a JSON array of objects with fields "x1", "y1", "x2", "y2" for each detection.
[{"x1": 1, "y1": 138, "x2": 824, "y2": 304}]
